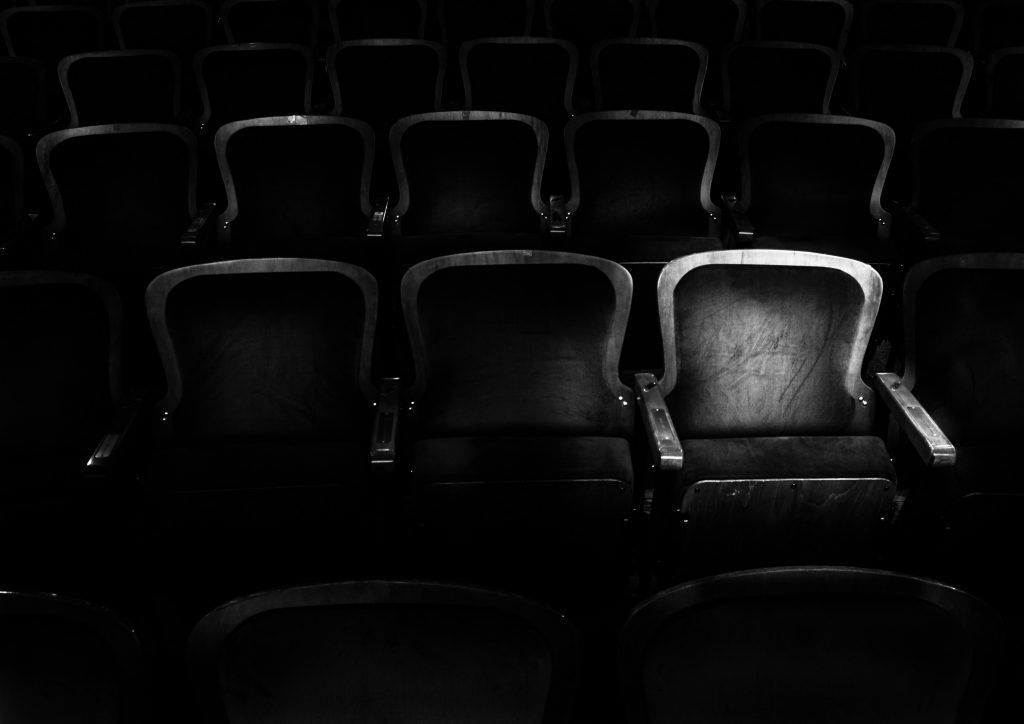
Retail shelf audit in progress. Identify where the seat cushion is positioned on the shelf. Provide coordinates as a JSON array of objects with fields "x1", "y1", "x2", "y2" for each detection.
[
  {"x1": 413, "y1": 435, "x2": 634, "y2": 525},
  {"x1": 678, "y1": 435, "x2": 895, "y2": 486}
]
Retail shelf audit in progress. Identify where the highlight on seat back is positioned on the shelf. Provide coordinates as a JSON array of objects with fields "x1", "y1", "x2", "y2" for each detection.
[
  {"x1": 621, "y1": 566, "x2": 1003, "y2": 724},
  {"x1": 390, "y1": 111, "x2": 549, "y2": 237},
  {"x1": 37, "y1": 123, "x2": 199, "y2": 268},
  {"x1": 188, "y1": 580, "x2": 579, "y2": 724},
  {"x1": 329, "y1": 0, "x2": 427, "y2": 41},
  {"x1": 221, "y1": 0, "x2": 319, "y2": 46},
  {"x1": 0, "y1": 591, "x2": 144, "y2": 724},
  {"x1": 214, "y1": 115, "x2": 375, "y2": 256},
  {"x1": 59, "y1": 50, "x2": 183, "y2": 127}
]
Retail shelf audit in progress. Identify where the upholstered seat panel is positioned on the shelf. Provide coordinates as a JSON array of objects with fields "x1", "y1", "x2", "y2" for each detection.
[
  {"x1": 667, "y1": 264, "x2": 872, "y2": 436},
  {"x1": 164, "y1": 271, "x2": 372, "y2": 442},
  {"x1": 412, "y1": 263, "x2": 632, "y2": 437}
]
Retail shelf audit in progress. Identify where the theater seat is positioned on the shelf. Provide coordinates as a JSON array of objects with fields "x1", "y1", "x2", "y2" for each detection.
[
  {"x1": 59, "y1": 50, "x2": 183, "y2": 127},
  {"x1": 328, "y1": 0, "x2": 427, "y2": 41},
  {"x1": 221, "y1": 0, "x2": 319, "y2": 46},
  {"x1": 637, "y1": 250, "x2": 898, "y2": 580},
  {"x1": 399, "y1": 250, "x2": 636, "y2": 605},
  {"x1": 188, "y1": 580, "x2": 578, "y2": 724},
  {"x1": 621, "y1": 566, "x2": 1002, "y2": 724}
]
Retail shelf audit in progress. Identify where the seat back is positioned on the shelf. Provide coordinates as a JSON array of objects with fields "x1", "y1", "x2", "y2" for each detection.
[
  {"x1": 0, "y1": 6, "x2": 103, "y2": 66},
  {"x1": 391, "y1": 111, "x2": 547, "y2": 236},
  {"x1": 910, "y1": 120, "x2": 1024, "y2": 243},
  {"x1": 0, "y1": 271, "x2": 120, "y2": 459},
  {"x1": 850, "y1": 45, "x2": 971, "y2": 129},
  {"x1": 901, "y1": 254, "x2": 1024, "y2": 445},
  {"x1": 0, "y1": 591, "x2": 143, "y2": 724},
  {"x1": 659, "y1": 250, "x2": 881, "y2": 437},
  {"x1": 986, "y1": 47, "x2": 1024, "y2": 118},
  {"x1": 215, "y1": 115, "x2": 373, "y2": 249},
  {"x1": 621, "y1": 566, "x2": 1002, "y2": 724},
  {"x1": 38, "y1": 124, "x2": 197, "y2": 263},
  {"x1": 328, "y1": 39, "x2": 443, "y2": 196},
  {"x1": 59, "y1": 50, "x2": 182, "y2": 127},
  {"x1": 544, "y1": 0, "x2": 640, "y2": 43},
  {"x1": 195, "y1": 43, "x2": 313, "y2": 135},
  {"x1": 975, "y1": 0, "x2": 1024, "y2": 58},
  {"x1": 329, "y1": 0, "x2": 427, "y2": 40},
  {"x1": 650, "y1": 0, "x2": 746, "y2": 49},
  {"x1": 189, "y1": 580, "x2": 578, "y2": 724},
  {"x1": 440, "y1": 0, "x2": 535, "y2": 45},
  {"x1": 0, "y1": 57, "x2": 46, "y2": 136},
  {"x1": 222, "y1": 0, "x2": 319, "y2": 46},
  {"x1": 722, "y1": 41, "x2": 839, "y2": 117},
  {"x1": 756, "y1": 0, "x2": 853, "y2": 52},
  {"x1": 147, "y1": 258, "x2": 377, "y2": 445},
  {"x1": 860, "y1": 0, "x2": 964, "y2": 46},
  {"x1": 402, "y1": 250, "x2": 633, "y2": 438},
  {"x1": 738, "y1": 114, "x2": 894, "y2": 240},
  {"x1": 566, "y1": 111, "x2": 720, "y2": 239},
  {"x1": 592, "y1": 38, "x2": 707, "y2": 114}
]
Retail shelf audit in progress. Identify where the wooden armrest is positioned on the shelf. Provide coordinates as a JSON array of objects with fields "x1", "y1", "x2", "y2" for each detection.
[
  {"x1": 181, "y1": 202, "x2": 217, "y2": 245},
  {"x1": 547, "y1": 194, "x2": 568, "y2": 235},
  {"x1": 367, "y1": 196, "x2": 389, "y2": 238},
  {"x1": 721, "y1": 194, "x2": 755, "y2": 240},
  {"x1": 634, "y1": 372, "x2": 683, "y2": 471},
  {"x1": 873, "y1": 372, "x2": 956, "y2": 467},
  {"x1": 86, "y1": 390, "x2": 148, "y2": 473},
  {"x1": 892, "y1": 200, "x2": 941, "y2": 242},
  {"x1": 371, "y1": 376, "x2": 400, "y2": 474}
]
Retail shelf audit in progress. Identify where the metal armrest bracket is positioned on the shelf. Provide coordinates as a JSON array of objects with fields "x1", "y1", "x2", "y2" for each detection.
[
  {"x1": 873, "y1": 372, "x2": 956, "y2": 467},
  {"x1": 371, "y1": 377, "x2": 400, "y2": 474},
  {"x1": 634, "y1": 372, "x2": 684, "y2": 471}
]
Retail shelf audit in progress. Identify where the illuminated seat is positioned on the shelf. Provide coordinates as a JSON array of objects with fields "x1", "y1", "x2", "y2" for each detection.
[{"x1": 637, "y1": 250, "x2": 897, "y2": 580}]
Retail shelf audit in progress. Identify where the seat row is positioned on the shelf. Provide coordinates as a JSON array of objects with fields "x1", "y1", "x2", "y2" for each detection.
[
  {"x1": 0, "y1": 567, "x2": 1006, "y2": 724},
  {"x1": 4, "y1": 251, "x2": 1021, "y2": 611}
]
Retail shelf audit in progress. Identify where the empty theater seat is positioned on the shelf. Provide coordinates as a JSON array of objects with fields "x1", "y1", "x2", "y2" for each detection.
[
  {"x1": 188, "y1": 580, "x2": 578, "y2": 724},
  {"x1": 59, "y1": 50, "x2": 183, "y2": 127},
  {"x1": 439, "y1": 0, "x2": 536, "y2": 47},
  {"x1": 397, "y1": 250, "x2": 636, "y2": 604},
  {"x1": 874, "y1": 253, "x2": 1024, "y2": 613},
  {"x1": 213, "y1": 115, "x2": 382, "y2": 262},
  {"x1": 637, "y1": 250, "x2": 897, "y2": 580},
  {"x1": 621, "y1": 566, "x2": 1002, "y2": 724},
  {"x1": 898, "y1": 119, "x2": 1024, "y2": 256},
  {"x1": 388, "y1": 111, "x2": 557, "y2": 261},
  {"x1": 724, "y1": 113, "x2": 897, "y2": 268},
  {"x1": 142, "y1": 258, "x2": 396, "y2": 604},
  {"x1": 36, "y1": 124, "x2": 215, "y2": 271},
  {"x1": 0, "y1": 591, "x2": 145, "y2": 724}
]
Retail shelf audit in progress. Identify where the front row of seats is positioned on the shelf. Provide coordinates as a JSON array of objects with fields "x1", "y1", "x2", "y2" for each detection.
[
  {"x1": 4, "y1": 249, "x2": 1019, "y2": 613},
  {"x1": 0, "y1": 568, "x2": 1005, "y2": 724}
]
